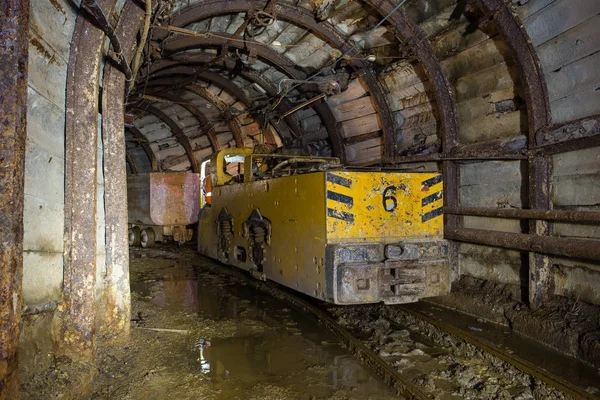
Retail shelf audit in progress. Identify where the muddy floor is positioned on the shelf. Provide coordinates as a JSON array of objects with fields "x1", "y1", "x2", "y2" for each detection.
[
  {"x1": 21, "y1": 245, "x2": 396, "y2": 399},
  {"x1": 20, "y1": 245, "x2": 600, "y2": 399}
]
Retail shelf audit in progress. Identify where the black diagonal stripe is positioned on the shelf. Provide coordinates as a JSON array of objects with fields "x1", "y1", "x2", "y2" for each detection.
[
  {"x1": 327, "y1": 191, "x2": 353, "y2": 207},
  {"x1": 327, "y1": 173, "x2": 352, "y2": 188},
  {"x1": 421, "y1": 175, "x2": 442, "y2": 188},
  {"x1": 422, "y1": 207, "x2": 443, "y2": 222},
  {"x1": 422, "y1": 191, "x2": 443, "y2": 207},
  {"x1": 328, "y1": 208, "x2": 355, "y2": 223}
]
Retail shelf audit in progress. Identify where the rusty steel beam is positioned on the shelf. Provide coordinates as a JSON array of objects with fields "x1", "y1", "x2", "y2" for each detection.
[
  {"x1": 155, "y1": 0, "x2": 396, "y2": 158},
  {"x1": 101, "y1": 0, "x2": 143, "y2": 339},
  {"x1": 469, "y1": 0, "x2": 553, "y2": 309},
  {"x1": 0, "y1": 0, "x2": 29, "y2": 396},
  {"x1": 538, "y1": 134, "x2": 600, "y2": 156},
  {"x1": 143, "y1": 90, "x2": 221, "y2": 151},
  {"x1": 184, "y1": 85, "x2": 244, "y2": 147},
  {"x1": 127, "y1": 126, "x2": 158, "y2": 171},
  {"x1": 126, "y1": 151, "x2": 138, "y2": 174},
  {"x1": 364, "y1": 0, "x2": 458, "y2": 152},
  {"x1": 141, "y1": 60, "x2": 255, "y2": 103},
  {"x1": 536, "y1": 115, "x2": 600, "y2": 154},
  {"x1": 446, "y1": 228, "x2": 600, "y2": 262},
  {"x1": 162, "y1": 35, "x2": 306, "y2": 84},
  {"x1": 161, "y1": 34, "x2": 346, "y2": 160},
  {"x1": 527, "y1": 156, "x2": 552, "y2": 309},
  {"x1": 394, "y1": 153, "x2": 527, "y2": 164},
  {"x1": 473, "y1": 0, "x2": 550, "y2": 139},
  {"x1": 134, "y1": 105, "x2": 200, "y2": 172},
  {"x1": 445, "y1": 207, "x2": 600, "y2": 224},
  {"x1": 144, "y1": 59, "x2": 303, "y2": 140},
  {"x1": 58, "y1": 0, "x2": 118, "y2": 362}
]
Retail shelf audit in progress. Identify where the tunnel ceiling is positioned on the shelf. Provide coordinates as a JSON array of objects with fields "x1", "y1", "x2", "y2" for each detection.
[{"x1": 124, "y1": 0, "x2": 551, "y2": 174}]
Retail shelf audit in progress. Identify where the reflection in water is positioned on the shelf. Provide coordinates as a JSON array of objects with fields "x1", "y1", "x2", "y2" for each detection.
[
  {"x1": 132, "y1": 273, "x2": 395, "y2": 397},
  {"x1": 191, "y1": 333, "x2": 390, "y2": 395}
]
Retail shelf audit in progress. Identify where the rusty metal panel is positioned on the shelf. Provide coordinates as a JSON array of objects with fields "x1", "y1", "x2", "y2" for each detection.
[{"x1": 128, "y1": 172, "x2": 200, "y2": 226}]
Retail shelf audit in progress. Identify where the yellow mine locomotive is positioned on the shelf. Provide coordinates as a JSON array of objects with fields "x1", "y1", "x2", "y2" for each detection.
[{"x1": 198, "y1": 148, "x2": 449, "y2": 305}]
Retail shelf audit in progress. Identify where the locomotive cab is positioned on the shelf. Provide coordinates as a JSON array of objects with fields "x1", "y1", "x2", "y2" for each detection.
[{"x1": 198, "y1": 148, "x2": 450, "y2": 305}]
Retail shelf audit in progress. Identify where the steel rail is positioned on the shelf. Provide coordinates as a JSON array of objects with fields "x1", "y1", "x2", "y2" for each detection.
[
  {"x1": 194, "y1": 255, "x2": 430, "y2": 400},
  {"x1": 191, "y1": 252, "x2": 595, "y2": 400},
  {"x1": 395, "y1": 305, "x2": 597, "y2": 400}
]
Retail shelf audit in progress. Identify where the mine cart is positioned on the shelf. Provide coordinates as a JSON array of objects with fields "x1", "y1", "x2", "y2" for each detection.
[
  {"x1": 127, "y1": 172, "x2": 200, "y2": 247},
  {"x1": 197, "y1": 148, "x2": 449, "y2": 305}
]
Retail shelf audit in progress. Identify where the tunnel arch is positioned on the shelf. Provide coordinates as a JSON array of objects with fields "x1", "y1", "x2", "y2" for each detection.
[{"x1": 4, "y1": 1, "x2": 600, "y2": 393}]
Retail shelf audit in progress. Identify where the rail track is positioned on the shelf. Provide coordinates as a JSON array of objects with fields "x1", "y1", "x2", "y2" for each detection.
[{"x1": 192, "y1": 254, "x2": 598, "y2": 400}]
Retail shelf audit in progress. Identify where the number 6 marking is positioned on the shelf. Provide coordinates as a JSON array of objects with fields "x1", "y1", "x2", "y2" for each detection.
[{"x1": 382, "y1": 186, "x2": 397, "y2": 212}]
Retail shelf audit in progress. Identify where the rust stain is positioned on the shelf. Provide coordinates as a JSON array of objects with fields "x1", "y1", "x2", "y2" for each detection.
[
  {"x1": 1, "y1": 0, "x2": 29, "y2": 397},
  {"x1": 29, "y1": 37, "x2": 58, "y2": 65},
  {"x1": 49, "y1": 0, "x2": 66, "y2": 16}
]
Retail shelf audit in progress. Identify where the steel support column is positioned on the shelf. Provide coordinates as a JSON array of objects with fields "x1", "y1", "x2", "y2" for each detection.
[
  {"x1": 528, "y1": 156, "x2": 552, "y2": 309},
  {"x1": 473, "y1": 0, "x2": 553, "y2": 310},
  {"x1": 0, "y1": 0, "x2": 29, "y2": 396},
  {"x1": 58, "y1": 0, "x2": 117, "y2": 362},
  {"x1": 101, "y1": 0, "x2": 144, "y2": 339}
]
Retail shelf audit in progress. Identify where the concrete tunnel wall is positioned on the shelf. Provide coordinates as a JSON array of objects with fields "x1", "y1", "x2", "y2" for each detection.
[
  {"x1": 18, "y1": 0, "x2": 600, "y2": 323},
  {"x1": 23, "y1": 0, "x2": 123, "y2": 313}
]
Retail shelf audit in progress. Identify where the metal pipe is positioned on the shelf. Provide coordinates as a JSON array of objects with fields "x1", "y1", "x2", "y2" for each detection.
[
  {"x1": 445, "y1": 228, "x2": 600, "y2": 262},
  {"x1": 445, "y1": 207, "x2": 600, "y2": 224},
  {"x1": 278, "y1": 93, "x2": 326, "y2": 121},
  {"x1": 83, "y1": 0, "x2": 133, "y2": 80}
]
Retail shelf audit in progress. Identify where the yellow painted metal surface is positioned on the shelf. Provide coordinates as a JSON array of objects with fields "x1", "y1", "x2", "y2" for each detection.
[
  {"x1": 198, "y1": 162, "x2": 446, "y2": 303},
  {"x1": 199, "y1": 172, "x2": 330, "y2": 298},
  {"x1": 325, "y1": 171, "x2": 443, "y2": 242}
]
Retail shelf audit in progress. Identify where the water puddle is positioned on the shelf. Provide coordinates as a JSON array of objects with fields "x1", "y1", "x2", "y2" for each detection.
[{"x1": 131, "y1": 268, "x2": 397, "y2": 399}]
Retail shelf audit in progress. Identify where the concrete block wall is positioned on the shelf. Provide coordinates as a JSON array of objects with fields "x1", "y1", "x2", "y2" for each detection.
[
  {"x1": 550, "y1": 146, "x2": 600, "y2": 305},
  {"x1": 22, "y1": 0, "x2": 80, "y2": 312},
  {"x1": 457, "y1": 161, "x2": 524, "y2": 286},
  {"x1": 23, "y1": 0, "x2": 113, "y2": 312},
  {"x1": 450, "y1": 0, "x2": 600, "y2": 306}
]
